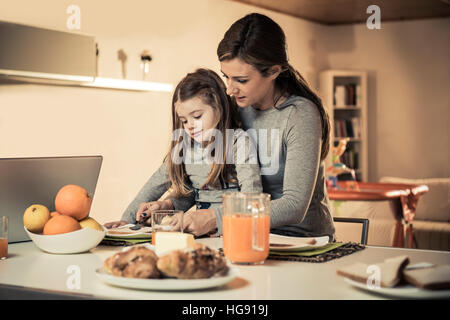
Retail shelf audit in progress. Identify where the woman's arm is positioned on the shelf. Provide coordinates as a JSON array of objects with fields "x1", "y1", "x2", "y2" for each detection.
[
  {"x1": 269, "y1": 99, "x2": 322, "y2": 228},
  {"x1": 213, "y1": 130, "x2": 263, "y2": 234},
  {"x1": 168, "y1": 179, "x2": 196, "y2": 212},
  {"x1": 233, "y1": 129, "x2": 264, "y2": 193}
]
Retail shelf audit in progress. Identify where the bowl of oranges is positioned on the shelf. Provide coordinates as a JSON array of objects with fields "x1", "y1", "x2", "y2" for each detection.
[{"x1": 23, "y1": 184, "x2": 106, "y2": 254}]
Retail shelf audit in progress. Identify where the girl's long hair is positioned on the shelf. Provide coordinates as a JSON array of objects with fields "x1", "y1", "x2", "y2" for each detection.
[
  {"x1": 217, "y1": 13, "x2": 330, "y2": 161},
  {"x1": 166, "y1": 68, "x2": 241, "y2": 197}
]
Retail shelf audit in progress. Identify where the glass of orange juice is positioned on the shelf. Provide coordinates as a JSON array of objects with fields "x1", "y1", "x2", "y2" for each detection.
[
  {"x1": 222, "y1": 192, "x2": 270, "y2": 265},
  {"x1": 0, "y1": 216, "x2": 8, "y2": 260}
]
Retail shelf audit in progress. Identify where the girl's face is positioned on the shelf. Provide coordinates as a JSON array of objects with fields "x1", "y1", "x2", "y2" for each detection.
[
  {"x1": 220, "y1": 57, "x2": 280, "y2": 109},
  {"x1": 175, "y1": 96, "x2": 217, "y2": 143}
]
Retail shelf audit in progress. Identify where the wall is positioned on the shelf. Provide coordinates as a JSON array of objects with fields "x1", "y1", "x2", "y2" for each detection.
[
  {"x1": 0, "y1": 0, "x2": 325, "y2": 224},
  {"x1": 321, "y1": 18, "x2": 450, "y2": 181}
]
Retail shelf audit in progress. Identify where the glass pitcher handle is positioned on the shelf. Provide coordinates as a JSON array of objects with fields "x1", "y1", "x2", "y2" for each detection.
[{"x1": 249, "y1": 201, "x2": 264, "y2": 252}]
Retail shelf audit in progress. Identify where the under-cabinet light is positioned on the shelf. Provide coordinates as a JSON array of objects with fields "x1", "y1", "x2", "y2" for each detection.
[{"x1": 84, "y1": 77, "x2": 173, "y2": 92}]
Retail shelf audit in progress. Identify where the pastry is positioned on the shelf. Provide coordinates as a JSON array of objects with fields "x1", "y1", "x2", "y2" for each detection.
[
  {"x1": 157, "y1": 243, "x2": 229, "y2": 279},
  {"x1": 103, "y1": 243, "x2": 228, "y2": 280},
  {"x1": 104, "y1": 246, "x2": 160, "y2": 279}
]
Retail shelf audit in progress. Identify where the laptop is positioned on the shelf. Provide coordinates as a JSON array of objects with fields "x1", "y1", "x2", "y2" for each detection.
[{"x1": 0, "y1": 156, "x2": 102, "y2": 243}]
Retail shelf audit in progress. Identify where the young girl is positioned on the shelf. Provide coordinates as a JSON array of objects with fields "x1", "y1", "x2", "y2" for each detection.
[{"x1": 104, "y1": 68, "x2": 262, "y2": 236}]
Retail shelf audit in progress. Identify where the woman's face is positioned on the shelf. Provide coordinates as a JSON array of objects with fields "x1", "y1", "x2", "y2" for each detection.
[
  {"x1": 220, "y1": 57, "x2": 279, "y2": 109},
  {"x1": 175, "y1": 96, "x2": 217, "y2": 143}
]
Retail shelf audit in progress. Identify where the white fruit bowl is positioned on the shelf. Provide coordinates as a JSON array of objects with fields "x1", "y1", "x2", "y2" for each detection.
[{"x1": 24, "y1": 226, "x2": 105, "y2": 254}]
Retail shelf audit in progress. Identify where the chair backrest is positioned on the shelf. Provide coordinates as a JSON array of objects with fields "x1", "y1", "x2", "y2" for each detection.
[{"x1": 333, "y1": 217, "x2": 369, "y2": 245}]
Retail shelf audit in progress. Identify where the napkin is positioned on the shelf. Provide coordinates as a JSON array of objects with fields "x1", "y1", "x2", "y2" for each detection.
[
  {"x1": 269, "y1": 242, "x2": 345, "y2": 257},
  {"x1": 337, "y1": 255, "x2": 410, "y2": 288},
  {"x1": 101, "y1": 235, "x2": 152, "y2": 246}
]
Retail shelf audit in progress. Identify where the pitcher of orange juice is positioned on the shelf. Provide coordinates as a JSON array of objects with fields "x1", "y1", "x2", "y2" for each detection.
[{"x1": 222, "y1": 192, "x2": 270, "y2": 265}]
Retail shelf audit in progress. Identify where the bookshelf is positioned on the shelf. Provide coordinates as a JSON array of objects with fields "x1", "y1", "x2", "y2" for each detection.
[{"x1": 319, "y1": 70, "x2": 368, "y2": 182}]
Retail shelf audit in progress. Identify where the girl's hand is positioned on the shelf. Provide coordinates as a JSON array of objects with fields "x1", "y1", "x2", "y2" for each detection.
[
  {"x1": 135, "y1": 199, "x2": 174, "y2": 224},
  {"x1": 103, "y1": 220, "x2": 128, "y2": 229},
  {"x1": 183, "y1": 209, "x2": 217, "y2": 237}
]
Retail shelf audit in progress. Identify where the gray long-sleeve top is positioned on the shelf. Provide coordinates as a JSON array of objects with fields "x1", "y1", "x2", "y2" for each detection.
[
  {"x1": 171, "y1": 95, "x2": 335, "y2": 239},
  {"x1": 120, "y1": 129, "x2": 263, "y2": 225}
]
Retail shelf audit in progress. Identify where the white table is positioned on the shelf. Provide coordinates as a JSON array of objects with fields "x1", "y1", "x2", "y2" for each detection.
[{"x1": 0, "y1": 238, "x2": 449, "y2": 300}]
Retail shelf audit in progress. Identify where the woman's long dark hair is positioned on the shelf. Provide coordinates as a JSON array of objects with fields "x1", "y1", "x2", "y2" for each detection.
[
  {"x1": 217, "y1": 13, "x2": 330, "y2": 161},
  {"x1": 166, "y1": 68, "x2": 241, "y2": 196}
]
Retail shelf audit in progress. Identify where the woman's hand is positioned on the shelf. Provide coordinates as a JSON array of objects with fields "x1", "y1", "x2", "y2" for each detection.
[
  {"x1": 103, "y1": 220, "x2": 128, "y2": 229},
  {"x1": 135, "y1": 199, "x2": 174, "y2": 224},
  {"x1": 183, "y1": 209, "x2": 217, "y2": 237}
]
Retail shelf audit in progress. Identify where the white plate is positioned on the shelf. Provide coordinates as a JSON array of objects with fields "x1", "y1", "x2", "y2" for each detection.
[
  {"x1": 95, "y1": 265, "x2": 239, "y2": 291},
  {"x1": 269, "y1": 234, "x2": 330, "y2": 252},
  {"x1": 344, "y1": 278, "x2": 450, "y2": 299},
  {"x1": 105, "y1": 224, "x2": 152, "y2": 239}
]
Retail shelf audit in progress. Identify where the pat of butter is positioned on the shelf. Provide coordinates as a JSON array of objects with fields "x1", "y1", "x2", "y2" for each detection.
[{"x1": 155, "y1": 232, "x2": 195, "y2": 255}]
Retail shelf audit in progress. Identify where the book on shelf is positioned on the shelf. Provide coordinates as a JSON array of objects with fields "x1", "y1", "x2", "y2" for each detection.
[
  {"x1": 333, "y1": 83, "x2": 361, "y2": 107},
  {"x1": 356, "y1": 84, "x2": 362, "y2": 106},
  {"x1": 341, "y1": 149, "x2": 359, "y2": 170},
  {"x1": 334, "y1": 118, "x2": 361, "y2": 138},
  {"x1": 351, "y1": 118, "x2": 361, "y2": 138},
  {"x1": 347, "y1": 84, "x2": 355, "y2": 105}
]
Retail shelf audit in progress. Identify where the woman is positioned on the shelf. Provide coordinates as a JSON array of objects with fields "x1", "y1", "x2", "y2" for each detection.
[{"x1": 174, "y1": 13, "x2": 335, "y2": 239}]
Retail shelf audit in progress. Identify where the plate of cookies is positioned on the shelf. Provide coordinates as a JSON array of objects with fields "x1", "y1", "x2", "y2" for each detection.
[{"x1": 96, "y1": 243, "x2": 239, "y2": 291}]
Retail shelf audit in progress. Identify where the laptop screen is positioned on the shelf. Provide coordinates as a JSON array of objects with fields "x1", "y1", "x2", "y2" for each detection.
[{"x1": 0, "y1": 156, "x2": 102, "y2": 243}]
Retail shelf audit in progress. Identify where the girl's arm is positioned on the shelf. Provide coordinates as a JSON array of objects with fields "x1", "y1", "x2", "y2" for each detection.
[
  {"x1": 120, "y1": 162, "x2": 171, "y2": 224},
  {"x1": 269, "y1": 99, "x2": 322, "y2": 228}
]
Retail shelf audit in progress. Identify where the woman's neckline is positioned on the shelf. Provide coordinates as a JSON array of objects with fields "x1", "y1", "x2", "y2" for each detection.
[{"x1": 251, "y1": 94, "x2": 293, "y2": 112}]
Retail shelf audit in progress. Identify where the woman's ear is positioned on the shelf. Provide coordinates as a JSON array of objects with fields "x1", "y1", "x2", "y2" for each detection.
[{"x1": 268, "y1": 65, "x2": 282, "y2": 80}]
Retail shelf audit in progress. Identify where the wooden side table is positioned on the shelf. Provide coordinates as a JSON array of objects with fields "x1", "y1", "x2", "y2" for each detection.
[{"x1": 328, "y1": 182, "x2": 429, "y2": 248}]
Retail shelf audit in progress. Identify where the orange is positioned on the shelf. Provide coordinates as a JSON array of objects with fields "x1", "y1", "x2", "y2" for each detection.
[
  {"x1": 50, "y1": 211, "x2": 60, "y2": 218},
  {"x1": 43, "y1": 215, "x2": 81, "y2": 235},
  {"x1": 55, "y1": 184, "x2": 92, "y2": 221}
]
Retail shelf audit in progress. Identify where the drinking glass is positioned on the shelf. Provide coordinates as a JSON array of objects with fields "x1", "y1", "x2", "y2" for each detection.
[
  {"x1": 151, "y1": 210, "x2": 183, "y2": 245},
  {"x1": 0, "y1": 216, "x2": 8, "y2": 260},
  {"x1": 222, "y1": 192, "x2": 271, "y2": 265}
]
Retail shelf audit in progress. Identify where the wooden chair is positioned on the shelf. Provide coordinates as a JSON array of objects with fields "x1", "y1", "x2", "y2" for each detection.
[{"x1": 333, "y1": 217, "x2": 369, "y2": 245}]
